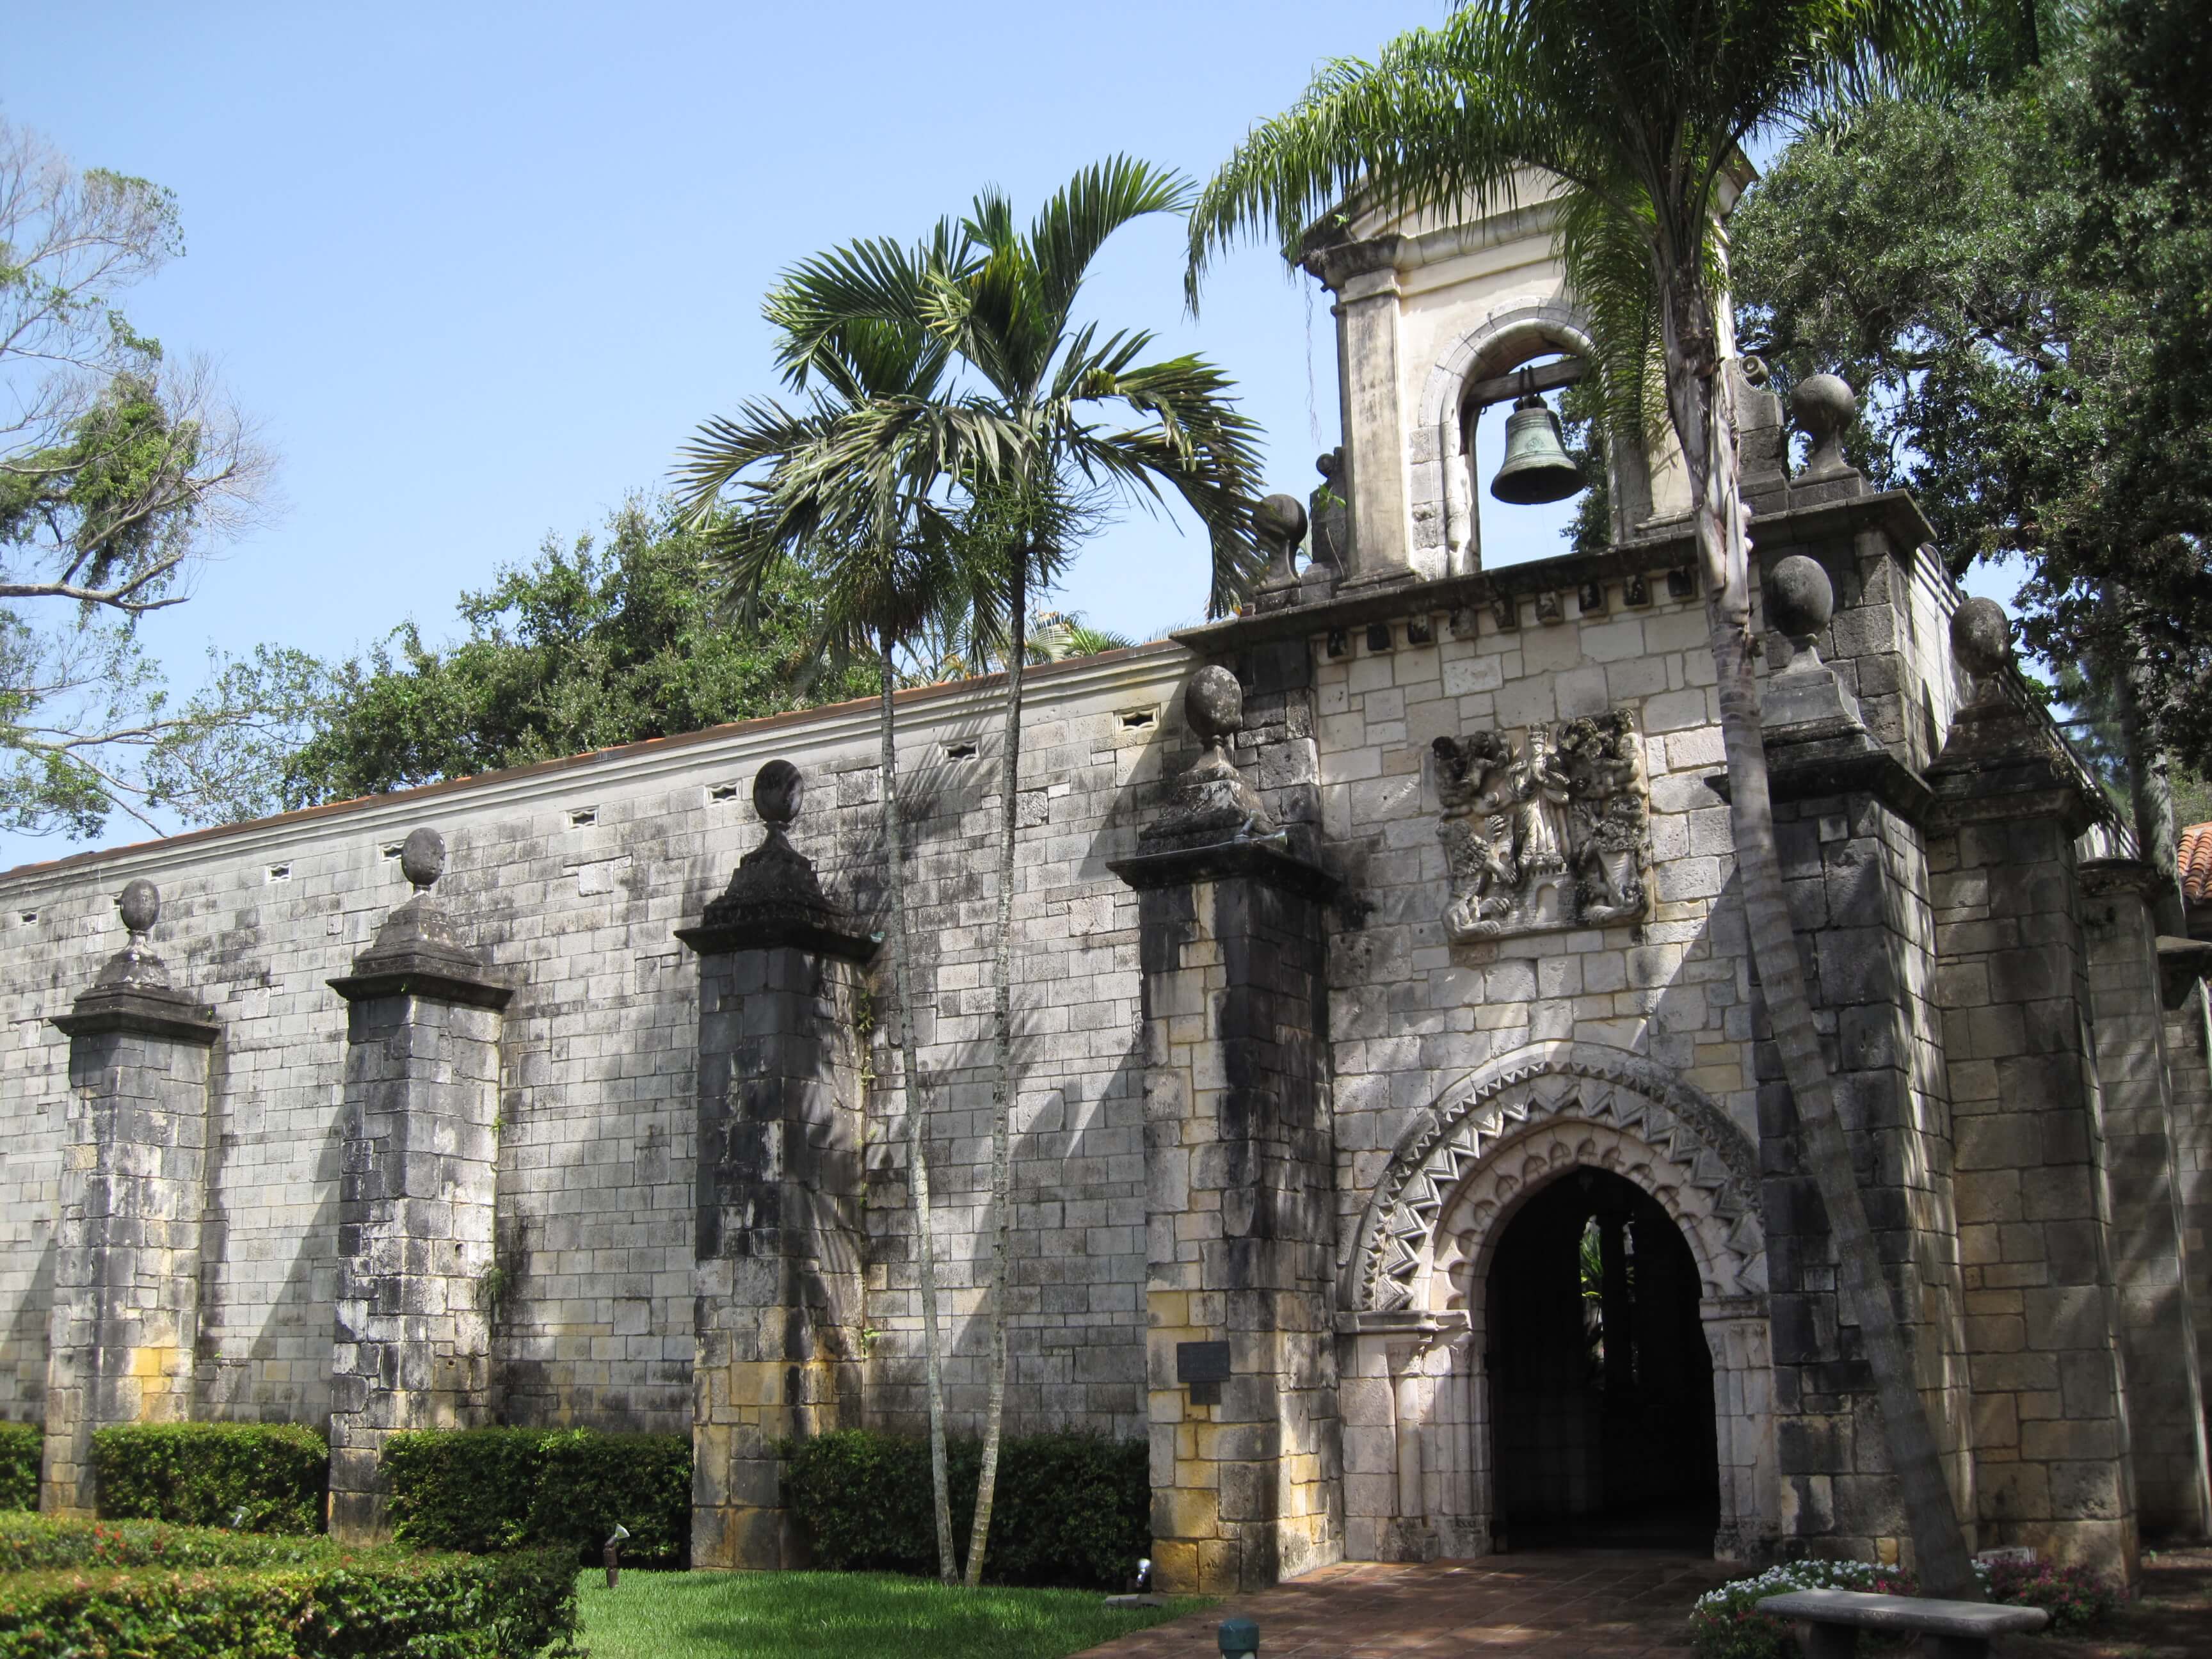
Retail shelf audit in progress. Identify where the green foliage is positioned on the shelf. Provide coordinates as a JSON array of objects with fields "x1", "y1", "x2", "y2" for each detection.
[
  {"x1": 90, "y1": 1421, "x2": 328, "y2": 1534},
  {"x1": 0, "y1": 1518, "x2": 577, "y2": 1658},
  {"x1": 282, "y1": 500, "x2": 876, "y2": 806},
  {"x1": 383, "y1": 1428, "x2": 690, "y2": 1568},
  {"x1": 1980, "y1": 1556, "x2": 2122, "y2": 1631},
  {"x1": 0, "y1": 1512, "x2": 333, "y2": 1573},
  {"x1": 1556, "y1": 376, "x2": 1614, "y2": 556},
  {"x1": 0, "y1": 118, "x2": 275, "y2": 841},
  {"x1": 0, "y1": 1429, "x2": 35, "y2": 1513},
  {"x1": 573, "y1": 1567, "x2": 1202, "y2": 1659},
  {"x1": 780, "y1": 1430, "x2": 1146, "y2": 1589},
  {"x1": 1733, "y1": 0, "x2": 2212, "y2": 775}
]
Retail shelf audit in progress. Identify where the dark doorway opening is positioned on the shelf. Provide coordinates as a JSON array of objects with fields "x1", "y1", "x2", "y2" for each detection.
[{"x1": 1488, "y1": 1166, "x2": 1719, "y2": 1550}]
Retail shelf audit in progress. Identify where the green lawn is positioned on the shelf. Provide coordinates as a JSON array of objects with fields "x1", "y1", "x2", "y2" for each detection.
[{"x1": 575, "y1": 1569, "x2": 1208, "y2": 1659}]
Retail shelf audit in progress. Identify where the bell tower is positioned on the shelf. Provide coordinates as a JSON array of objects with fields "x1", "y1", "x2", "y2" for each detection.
[{"x1": 1301, "y1": 174, "x2": 1740, "y2": 586}]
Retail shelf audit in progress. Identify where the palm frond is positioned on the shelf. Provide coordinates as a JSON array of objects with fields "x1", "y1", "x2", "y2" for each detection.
[
  {"x1": 1186, "y1": 10, "x2": 1609, "y2": 305},
  {"x1": 1554, "y1": 187, "x2": 1671, "y2": 445},
  {"x1": 1061, "y1": 424, "x2": 1266, "y2": 619},
  {"x1": 1027, "y1": 156, "x2": 1192, "y2": 336}
]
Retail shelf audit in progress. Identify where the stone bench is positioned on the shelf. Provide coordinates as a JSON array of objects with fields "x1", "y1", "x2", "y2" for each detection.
[{"x1": 1757, "y1": 1588, "x2": 2048, "y2": 1659}]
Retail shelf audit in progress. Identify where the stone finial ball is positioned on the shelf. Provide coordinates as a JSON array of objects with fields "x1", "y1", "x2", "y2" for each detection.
[
  {"x1": 1253, "y1": 493, "x2": 1308, "y2": 549},
  {"x1": 1952, "y1": 596, "x2": 2014, "y2": 679},
  {"x1": 1767, "y1": 555, "x2": 1836, "y2": 637},
  {"x1": 399, "y1": 827, "x2": 447, "y2": 890},
  {"x1": 753, "y1": 759, "x2": 803, "y2": 826},
  {"x1": 1316, "y1": 451, "x2": 1340, "y2": 480},
  {"x1": 117, "y1": 878, "x2": 159, "y2": 935},
  {"x1": 1185, "y1": 665, "x2": 1244, "y2": 746},
  {"x1": 1789, "y1": 372, "x2": 1857, "y2": 440}
]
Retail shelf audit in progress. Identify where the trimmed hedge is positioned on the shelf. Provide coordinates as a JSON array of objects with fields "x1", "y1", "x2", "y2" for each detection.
[
  {"x1": 384, "y1": 1427, "x2": 690, "y2": 1567},
  {"x1": 0, "y1": 1514, "x2": 577, "y2": 1658},
  {"x1": 782, "y1": 1429, "x2": 1148, "y2": 1589},
  {"x1": 92, "y1": 1420, "x2": 329, "y2": 1534},
  {"x1": 0, "y1": 1429, "x2": 35, "y2": 1514},
  {"x1": 0, "y1": 1513, "x2": 333, "y2": 1574}
]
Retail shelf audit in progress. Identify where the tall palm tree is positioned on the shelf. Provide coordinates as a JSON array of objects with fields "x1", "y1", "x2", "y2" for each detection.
[
  {"x1": 674, "y1": 279, "x2": 1018, "y2": 1583},
  {"x1": 1188, "y1": 0, "x2": 1978, "y2": 1597},
  {"x1": 773, "y1": 158, "x2": 1267, "y2": 1587}
]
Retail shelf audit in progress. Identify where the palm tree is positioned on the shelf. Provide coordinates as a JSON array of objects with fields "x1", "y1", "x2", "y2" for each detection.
[
  {"x1": 674, "y1": 278, "x2": 1018, "y2": 1583},
  {"x1": 1187, "y1": 0, "x2": 1978, "y2": 1597},
  {"x1": 772, "y1": 158, "x2": 1267, "y2": 1587}
]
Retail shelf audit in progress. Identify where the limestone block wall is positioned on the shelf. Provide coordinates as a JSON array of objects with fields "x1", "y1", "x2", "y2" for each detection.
[
  {"x1": 0, "y1": 646, "x2": 1194, "y2": 1447},
  {"x1": 2167, "y1": 982, "x2": 2212, "y2": 1450},
  {"x1": 1281, "y1": 560, "x2": 1767, "y2": 1235},
  {"x1": 2080, "y1": 866, "x2": 2211, "y2": 1537},
  {"x1": 1933, "y1": 810, "x2": 2138, "y2": 1573}
]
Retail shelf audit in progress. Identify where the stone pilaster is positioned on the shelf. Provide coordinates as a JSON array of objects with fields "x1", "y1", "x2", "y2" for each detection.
[
  {"x1": 1927, "y1": 602, "x2": 2138, "y2": 1576},
  {"x1": 1311, "y1": 237, "x2": 1412, "y2": 589},
  {"x1": 41, "y1": 881, "x2": 218, "y2": 1516},
  {"x1": 1749, "y1": 554, "x2": 1977, "y2": 1565},
  {"x1": 326, "y1": 829, "x2": 511, "y2": 1543},
  {"x1": 2078, "y1": 860, "x2": 2211, "y2": 1538},
  {"x1": 2165, "y1": 974, "x2": 2212, "y2": 1473},
  {"x1": 1112, "y1": 666, "x2": 1344, "y2": 1594},
  {"x1": 677, "y1": 760, "x2": 874, "y2": 1571}
]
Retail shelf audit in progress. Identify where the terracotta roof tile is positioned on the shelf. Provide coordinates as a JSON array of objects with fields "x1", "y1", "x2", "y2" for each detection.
[{"x1": 2183, "y1": 822, "x2": 2212, "y2": 905}]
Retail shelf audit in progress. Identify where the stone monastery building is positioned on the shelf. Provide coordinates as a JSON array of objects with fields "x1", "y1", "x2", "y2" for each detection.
[{"x1": 3, "y1": 187, "x2": 2209, "y2": 1596}]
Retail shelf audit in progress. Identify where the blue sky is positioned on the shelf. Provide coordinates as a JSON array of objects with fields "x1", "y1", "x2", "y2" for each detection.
[{"x1": 5, "y1": 2, "x2": 2016, "y2": 863}]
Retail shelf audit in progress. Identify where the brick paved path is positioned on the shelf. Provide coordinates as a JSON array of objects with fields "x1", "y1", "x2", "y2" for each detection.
[{"x1": 1077, "y1": 1552, "x2": 1733, "y2": 1659}]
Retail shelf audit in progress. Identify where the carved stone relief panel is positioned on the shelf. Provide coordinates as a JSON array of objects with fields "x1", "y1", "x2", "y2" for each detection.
[{"x1": 1431, "y1": 708, "x2": 1651, "y2": 942}]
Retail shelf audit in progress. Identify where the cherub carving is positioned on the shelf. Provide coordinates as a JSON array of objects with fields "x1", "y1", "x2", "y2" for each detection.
[{"x1": 1432, "y1": 732, "x2": 1520, "y2": 937}]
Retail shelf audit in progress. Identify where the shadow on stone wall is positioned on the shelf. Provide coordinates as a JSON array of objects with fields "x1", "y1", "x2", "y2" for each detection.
[{"x1": 1, "y1": 1239, "x2": 54, "y2": 1420}]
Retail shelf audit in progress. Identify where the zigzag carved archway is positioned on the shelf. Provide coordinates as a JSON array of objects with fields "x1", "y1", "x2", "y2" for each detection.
[{"x1": 1343, "y1": 1041, "x2": 1765, "y2": 1313}]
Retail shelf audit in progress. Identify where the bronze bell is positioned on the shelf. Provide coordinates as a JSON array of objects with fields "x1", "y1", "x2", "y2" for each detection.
[{"x1": 1489, "y1": 392, "x2": 1585, "y2": 506}]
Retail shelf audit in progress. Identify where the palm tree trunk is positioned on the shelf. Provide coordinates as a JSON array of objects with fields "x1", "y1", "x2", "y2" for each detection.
[
  {"x1": 1660, "y1": 284, "x2": 1978, "y2": 1599},
  {"x1": 879, "y1": 630, "x2": 957, "y2": 1583},
  {"x1": 965, "y1": 559, "x2": 1027, "y2": 1589}
]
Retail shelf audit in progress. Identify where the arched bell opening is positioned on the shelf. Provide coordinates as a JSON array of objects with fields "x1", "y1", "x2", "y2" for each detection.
[
  {"x1": 1425, "y1": 309, "x2": 1660, "y2": 575},
  {"x1": 1483, "y1": 1166, "x2": 1720, "y2": 1551}
]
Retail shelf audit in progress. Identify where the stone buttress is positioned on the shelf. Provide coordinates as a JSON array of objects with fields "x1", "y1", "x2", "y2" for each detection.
[
  {"x1": 1733, "y1": 420, "x2": 1980, "y2": 1567},
  {"x1": 1927, "y1": 603, "x2": 2139, "y2": 1576},
  {"x1": 1114, "y1": 666, "x2": 1345, "y2": 1594},
  {"x1": 326, "y1": 828, "x2": 513, "y2": 1542},
  {"x1": 40, "y1": 880, "x2": 219, "y2": 1514},
  {"x1": 677, "y1": 761, "x2": 872, "y2": 1571},
  {"x1": 2078, "y1": 859, "x2": 2212, "y2": 1538}
]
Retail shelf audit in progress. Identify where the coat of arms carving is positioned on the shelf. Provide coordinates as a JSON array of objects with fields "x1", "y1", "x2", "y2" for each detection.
[{"x1": 1431, "y1": 709, "x2": 1651, "y2": 941}]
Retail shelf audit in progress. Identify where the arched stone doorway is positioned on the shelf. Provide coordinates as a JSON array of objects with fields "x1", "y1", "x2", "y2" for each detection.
[
  {"x1": 1339, "y1": 1042, "x2": 1776, "y2": 1564},
  {"x1": 1485, "y1": 1166, "x2": 1719, "y2": 1548}
]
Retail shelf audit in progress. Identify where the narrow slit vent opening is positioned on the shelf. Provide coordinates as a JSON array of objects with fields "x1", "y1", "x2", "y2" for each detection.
[
  {"x1": 18, "y1": 911, "x2": 36, "y2": 925},
  {"x1": 568, "y1": 807, "x2": 598, "y2": 829},
  {"x1": 381, "y1": 844, "x2": 403, "y2": 861},
  {"x1": 1120, "y1": 709, "x2": 1156, "y2": 730},
  {"x1": 944, "y1": 741, "x2": 978, "y2": 760},
  {"x1": 709, "y1": 782, "x2": 739, "y2": 803},
  {"x1": 266, "y1": 864, "x2": 293, "y2": 883}
]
